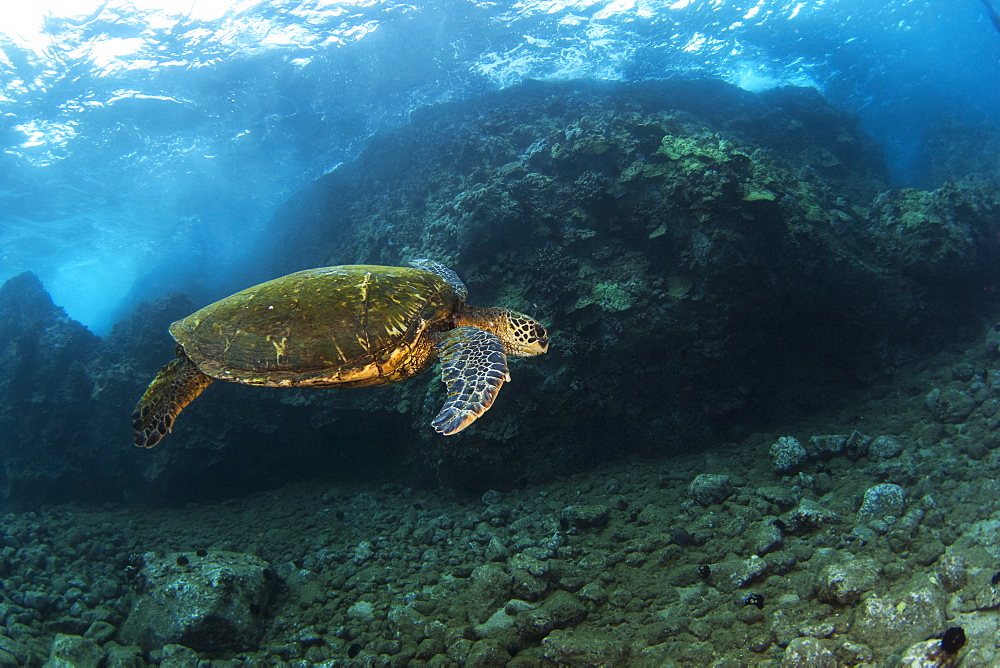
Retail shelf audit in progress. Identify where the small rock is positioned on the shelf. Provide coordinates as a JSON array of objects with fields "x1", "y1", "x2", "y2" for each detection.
[
  {"x1": 770, "y1": 436, "x2": 807, "y2": 473},
  {"x1": 987, "y1": 369, "x2": 1000, "y2": 394},
  {"x1": 485, "y1": 536, "x2": 509, "y2": 562},
  {"x1": 22, "y1": 590, "x2": 55, "y2": 613},
  {"x1": 768, "y1": 609, "x2": 803, "y2": 648},
  {"x1": 83, "y1": 620, "x2": 117, "y2": 645},
  {"x1": 160, "y1": 644, "x2": 198, "y2": 668},
  {"x1": 465, "y1": 564, "x2": 515, "y2": 624},
  {"x1": 898, "y1": 638, "x2": 959, "y2": 667},
  {"x1": 578, "y1": 582, "x2": 607, "y2": 604},
  {"x1": 925, "y1": 388, "x2": 975, "y2": 424},
  {"x1": 936, "y1": 554, "x2": 967, "y2": 593},
  {"x1": 102, "y1": 641, "x2": 143, "y2": 668},
  {"x1": 757, "y1": 485, "x2": 799, "y2": 506},
  {"x1": 781, "y1": 637, "x2": 836, "y2": 667},
  {"x1": 44, "y1": 633, "x2": 103, "y2": 668},
  {"x1": 465, "y1": 639, "x2": 512, "y2": 668},
  {"x1": 951, "y1": 362, "x2": 977, "y2": 382},
  {"x1": 276, "y1": 563, "x2": 321, "y2": 603},
  {"x1": 799, "y1": 622, "x2": 835, "y2": 638},
  {"x1": 474, "y1": 599, "x2": 534, "y2": 637},
  {"x1": 869, "y1": 435, "x2": 905, "y2": 459},
  {"x1": 748, "y1": 522, "x2": 783, "y2": 556},
  {"x1": 730, "y1": 555, "x2": 768, "y2": 588},
  {"x1": 481, "y1": 490, "x2": 502, "y2": 505},
  {"x1": 843, "y1": 431, "x2": 874, "y2": 459},
  {"x1": 635, "y1": 504, "x2": 671, "y2": 526},
  {"x1": 807, "y1": 434, "x2": 847, "y2": 457},
  {"x1": 836, "y1": 640, "x2": 874, "y2": 665},
  {"x1": 816, "y1": 558, "x2": 881, "y2": 605},
  {"x1": 0, "y1": 635, "x2": 28, "y2": 667},
  {"x1": 972, "y1": 575, "x2": 1000, "y2": 611},
  {"x1": 561, "y1": 504, "x2": 611, "y2": 529},
  {"x1": 852, "y1": 585, "x2": 946, "y2": 651},
  {"x1": 858, "y1": 483, "x2": 906, "y2": 523},
  {"x1": 347, "y1": 600, "x2": 376, "y2": 621},
  {"x1": 352, "y1": 540, "x2": 375, "y2": 565},
  {"x1": 388, "y1": 606, "x2": 428, "y2": 640},
  {"x1": 780, "y1": 499, "x2": 839, "y2": 533},
  {"x1": 509, "y1": 552, "x2": 548, "y2": 578},
  {"x1": 539, "y1": 590, "x2": 587, "y2": 627},
  {"x1": 542, "y1": 628, "x2": 625, "y2": 665},
  {"x1": 446, "y1": 638, "x2": 474, "y2": 664},
  {"x1": 689, "y1": 474, "x2": 735, "y2": 506}
]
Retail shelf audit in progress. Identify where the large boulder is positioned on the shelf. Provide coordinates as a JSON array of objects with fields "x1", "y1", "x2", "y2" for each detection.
[{"x1": 119, "y1": 551, "x2": 274, "y2": 652}]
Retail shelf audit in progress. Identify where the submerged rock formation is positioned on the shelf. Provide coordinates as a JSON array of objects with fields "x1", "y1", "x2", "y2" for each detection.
[
  {"x1": 0, "y1": 272, "x2": 100, "y2": 501},
  {"x1": 1, "y1": 79, "x2": 998, "y2": 502},
  {"x1": 250, "y1": 79, "x2": 1000, "y2": 489}
]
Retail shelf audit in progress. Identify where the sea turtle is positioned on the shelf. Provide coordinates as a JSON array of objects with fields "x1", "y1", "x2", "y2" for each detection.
[{"x1": 131, "y1": 259, "x2": 549, "y2": 447}]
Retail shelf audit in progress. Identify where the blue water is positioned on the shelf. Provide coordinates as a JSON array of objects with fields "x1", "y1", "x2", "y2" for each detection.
[{"x1": 1, "y1": 0, "x2": 998, "y2": 332}]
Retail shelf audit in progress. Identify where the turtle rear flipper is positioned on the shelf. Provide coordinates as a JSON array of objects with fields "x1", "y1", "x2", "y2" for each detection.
[
  {"x1": 432, "y1": 326, "x2": 510, "y2": 435},
  {"x1": 132, "y1": 354, "x2": 214, "y2": 447}
]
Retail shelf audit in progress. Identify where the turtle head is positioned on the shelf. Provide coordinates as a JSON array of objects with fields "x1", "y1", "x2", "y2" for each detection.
[
  {"x1": 498, "y1": 309, "x2": 549, "y2": 357},
  {"x1": 460, "y1": 306, "x2": 549, "y2": 357}
]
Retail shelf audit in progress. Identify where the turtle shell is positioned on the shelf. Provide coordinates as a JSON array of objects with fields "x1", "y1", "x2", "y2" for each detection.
[{"x1": 169, "y1": 265, "x2": 459, "y2": 387}]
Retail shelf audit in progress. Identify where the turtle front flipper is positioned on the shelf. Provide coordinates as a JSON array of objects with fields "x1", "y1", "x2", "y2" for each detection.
[
  {"x1": 132, "y1": 352, "x2": 214, "y2": 448},
  {"x1": 432, "y1": 326, "x2": 510, "y2": 435}
]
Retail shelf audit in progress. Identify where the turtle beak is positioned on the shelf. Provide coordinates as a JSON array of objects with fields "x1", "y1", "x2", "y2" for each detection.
[
  {"x1": 506, "y1": 315, "x2": 549, "y2": 356},
  {"x1": 517, "y1": 340, "x2": 548, "y2": 356},
  {"x1": 523, "y1": 325, "x2": 549, "y2": 356}
]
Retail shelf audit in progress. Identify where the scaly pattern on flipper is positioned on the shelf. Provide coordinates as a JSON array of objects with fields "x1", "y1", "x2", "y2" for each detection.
[
  {"x1": 432, "y1": 326, "x2": 510, "y2": 435},
  {"x1": 132, "y1": 354, "x2": 214, "y2": 447}
]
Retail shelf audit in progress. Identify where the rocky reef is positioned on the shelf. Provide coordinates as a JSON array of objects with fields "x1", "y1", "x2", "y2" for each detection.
[
  {"x1": 2, "y1": 79, "x2": 999, "y2": 503},
  {"x1": 0, "y1": 273, "x2": 100, "y2": 501},
  {"x1": 250, "y1": 78, "x2": 1000, "y2": 489}
]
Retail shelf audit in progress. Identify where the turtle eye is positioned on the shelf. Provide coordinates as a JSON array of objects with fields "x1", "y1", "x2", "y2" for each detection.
[{"x1": 532, "y1": 324, "x2": 546, "y2": 341}]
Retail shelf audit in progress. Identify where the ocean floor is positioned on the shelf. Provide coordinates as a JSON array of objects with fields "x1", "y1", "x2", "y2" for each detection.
[{"x1": 4, "y1": 320, "x2": 1000, "y2": 666}]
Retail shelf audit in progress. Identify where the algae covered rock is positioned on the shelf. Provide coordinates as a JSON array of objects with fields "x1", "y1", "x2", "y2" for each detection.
[
  {"x1": 816, "y1": 557, "x2": 881, "y2": 605},
  {"x1": 770, "y1": 436, "x2": 807, "y2": 472},
  {"x1": 43, "y1": 633, "x2": 103, "y2": 668},
  {"x1": 747, "y1": 522, "x2": 783, "y2": 556},
  {"x1": 119, "y1": 551, "x2": 273, "y2": 652},
  {"x1": 689, "y1": 473, "x2": 735, "y2": 506},
  {"x1": 561, "y1": 504, "x2": 611, "y2": 529},
  {"x1": 781, "y1": 637, "x2": 837, "y2": 667},
  {"x1": 780, "y1": 499, "x2": 839, "y2": 533},
  {"x1": 869, "y1": 435, "x2": 906, "y2": 459},
  {"x1": 925, "y1": 387, "x2": 976, "y2": 424},
  {"x1": 542, "y1": 628, "x2": 625, "y2": 665},
  {"x1": 851, "y1": 584, "x2": 946, "y2": 657},
  {"x1": 159, "y1": 644, "x2": 199, "y2": 667},
  {"x1": 857, "y1": 483, "x2": 906, "y2": 523},
  {"x1": 466, "y1": 639, "x2": 511, "y2": 667}
]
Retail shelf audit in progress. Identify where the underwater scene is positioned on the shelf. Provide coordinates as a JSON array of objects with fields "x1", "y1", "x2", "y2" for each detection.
[{"x1": 2, "y1": 0, "x2": 1000, "y2": 665}]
